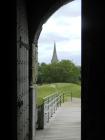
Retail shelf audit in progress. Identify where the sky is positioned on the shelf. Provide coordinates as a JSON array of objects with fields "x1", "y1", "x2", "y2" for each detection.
[{"x1": 38, "y1": 0, "x2": 81, "y2": 66}]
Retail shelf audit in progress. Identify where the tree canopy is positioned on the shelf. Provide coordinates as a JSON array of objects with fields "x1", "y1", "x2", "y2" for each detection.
[{"x1": 37, "y1": 60, "x2": 81, "y2": 84}]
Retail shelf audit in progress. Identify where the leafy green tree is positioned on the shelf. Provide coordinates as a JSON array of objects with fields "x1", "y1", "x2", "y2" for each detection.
[{"x1": 37, "y1": 60, "x2": 81, "y2": 84}]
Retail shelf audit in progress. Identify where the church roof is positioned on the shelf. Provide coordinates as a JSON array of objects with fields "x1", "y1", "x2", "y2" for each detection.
[{"x1": 51, "y1": 42, "x2": 58, "y2": 63}]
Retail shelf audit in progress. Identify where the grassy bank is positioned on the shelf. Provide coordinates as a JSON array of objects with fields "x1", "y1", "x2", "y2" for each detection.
[{"x1": 36, "y1": 83, "x2": 81, "y2": 106}]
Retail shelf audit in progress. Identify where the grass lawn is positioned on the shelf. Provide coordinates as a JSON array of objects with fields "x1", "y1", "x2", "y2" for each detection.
[{"x1": 36, "y1": 83, "x2": 81, "y2": 106}]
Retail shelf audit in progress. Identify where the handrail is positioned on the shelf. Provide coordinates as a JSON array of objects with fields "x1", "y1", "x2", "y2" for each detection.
[
  {"x1": 36, "y1": 92, "x2": 64, "y2": 129},
  {"x1": 43, "y1": 92, "x2": 58, "y2": 100}
]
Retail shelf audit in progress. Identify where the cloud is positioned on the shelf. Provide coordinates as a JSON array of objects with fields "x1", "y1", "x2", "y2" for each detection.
[
  {"x1": 58, "y1": 52, "x2": 81, "y2": 65},
  {"x1": 38, "y1": 0, "x2": 81, "y2": 65},
  {"x1": 38, "y1": 50, "x2": 81, "y2": 65},
  {"x1": 50, "y1": 0, "x2": 81, "y2": 18},
  {"x1": 39, "y1": 16, "x2": 81, "y2": 43},
  {"x1": 38, "y1": 33, "x2": 70, "y2": 43},
  {"x1": 42, "y1": 16, "x2": 81, "y2": 33}
]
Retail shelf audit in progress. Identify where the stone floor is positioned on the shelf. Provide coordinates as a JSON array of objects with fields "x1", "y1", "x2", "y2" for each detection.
[{"x1": 35, "y1": 98, "x2": 81, "y2": 140}]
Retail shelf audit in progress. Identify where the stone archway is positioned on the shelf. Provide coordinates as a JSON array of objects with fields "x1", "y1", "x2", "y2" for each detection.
[
  {"x1": 28, "y1": 1, "x2": 74, "y2": 139},
  {"x1": 17, "y1": 0, "x2": 73, "y2": 140},
  {"x1": 16, "y1": 0, "x2": 104, "y2": 140}
]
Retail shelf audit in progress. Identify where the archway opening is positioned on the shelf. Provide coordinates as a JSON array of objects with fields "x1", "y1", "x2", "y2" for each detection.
[{"x1": 35, "y1": 0, "x2": 81, "y2": 139}]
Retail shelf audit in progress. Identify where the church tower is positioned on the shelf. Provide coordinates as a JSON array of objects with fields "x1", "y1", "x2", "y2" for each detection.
[{"x1": 51, "y1": 42, "x2": 58, "y2": 63}]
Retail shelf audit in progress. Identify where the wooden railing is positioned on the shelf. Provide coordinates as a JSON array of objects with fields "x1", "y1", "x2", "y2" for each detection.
[{"x1": 36, "y1": 92, "x2": 64, "y2": 129}]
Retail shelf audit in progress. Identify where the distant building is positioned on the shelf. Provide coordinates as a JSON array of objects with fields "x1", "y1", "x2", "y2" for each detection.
[{"x1": 51, "y1": 42, "x2": 59, "y2": 63}]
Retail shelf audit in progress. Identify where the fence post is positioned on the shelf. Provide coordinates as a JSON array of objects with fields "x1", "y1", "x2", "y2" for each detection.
[
  {"x1": 48, "y1": 97, "x2": 49, "y2": 122},
  {"x1": 60, "y1": 95, "x2": 61, "y2": 106},
  {"x1": 63, "y1": 93, "x2": 64, "y2": 103},
  {"x1": 37, "y1": 103, "x2": 44, "y2": 129},
  {"x1": 71, "y1": 92, "x2": 72, "y2": 102},
  {"x1": 54, "y1": 95, "x2": 55, "y2": 111},
  {"x1": 56, "y1": 94, "x2": 57, "y2": 110},
  {"x1": 57, "y1": 95, "x2": 58, "y2": 107}
]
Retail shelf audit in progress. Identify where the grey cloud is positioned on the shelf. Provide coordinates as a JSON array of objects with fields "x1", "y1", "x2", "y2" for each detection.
[
  {"x1": 38, "y1": 0, "x2": 81, "y2": 66},
  {"x1": 38, "y1": 51, "x2": 81, "y2": 65},
  {"x1": 58, "y1": 52, "x2": 81, "y2": 65},
  {"x1": 38, "y1": 32, "x2": 70, "y2": 44},
  {"x1": 53, "y1": 0, "x2": 81, "y2": 18}
]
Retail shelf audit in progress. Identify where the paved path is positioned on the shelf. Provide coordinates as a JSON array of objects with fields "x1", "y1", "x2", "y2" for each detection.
[{"x1": 36, "y1": 98, "x2": 81, "y2": 140}]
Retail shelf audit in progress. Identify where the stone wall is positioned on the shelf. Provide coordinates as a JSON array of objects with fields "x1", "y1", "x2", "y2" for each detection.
[{"x1": 17, "y1": 0, "x2": 29, "y2": 139}]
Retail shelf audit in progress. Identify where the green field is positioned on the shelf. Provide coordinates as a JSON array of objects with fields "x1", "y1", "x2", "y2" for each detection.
[{"x1": 36, "y1": 83, "x2": 81, "y2": 106}]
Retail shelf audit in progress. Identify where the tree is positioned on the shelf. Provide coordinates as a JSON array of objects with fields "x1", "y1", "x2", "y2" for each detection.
[{"x1": 37, "y1": 60, "x2": 81, "y2": 84}]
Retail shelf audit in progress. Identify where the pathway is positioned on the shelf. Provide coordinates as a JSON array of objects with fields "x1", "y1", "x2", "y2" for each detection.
[{"x1": 36, "y1": 98, "x2": 81, "y2": 140}]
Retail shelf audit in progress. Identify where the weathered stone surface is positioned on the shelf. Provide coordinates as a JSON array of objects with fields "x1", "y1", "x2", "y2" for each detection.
[{"x1": 17, "y1": 0, "x2": 29, "y2": 140}]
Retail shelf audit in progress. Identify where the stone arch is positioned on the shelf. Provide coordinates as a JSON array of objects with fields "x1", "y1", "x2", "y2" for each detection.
[
  {"x1": 28, "y1": 1, "x2": 75, "y2": 140},
  {"x1": 17, "y1": 0, "x2": 75, "y2": 140},
  {"x1": 9, "y1": 0, "x2": 105, "y2": 140}
]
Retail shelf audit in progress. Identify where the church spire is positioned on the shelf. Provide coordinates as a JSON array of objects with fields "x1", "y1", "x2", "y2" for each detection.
[{"x1": 51, "y1": 41, "x2": 58, "y2": 63}]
